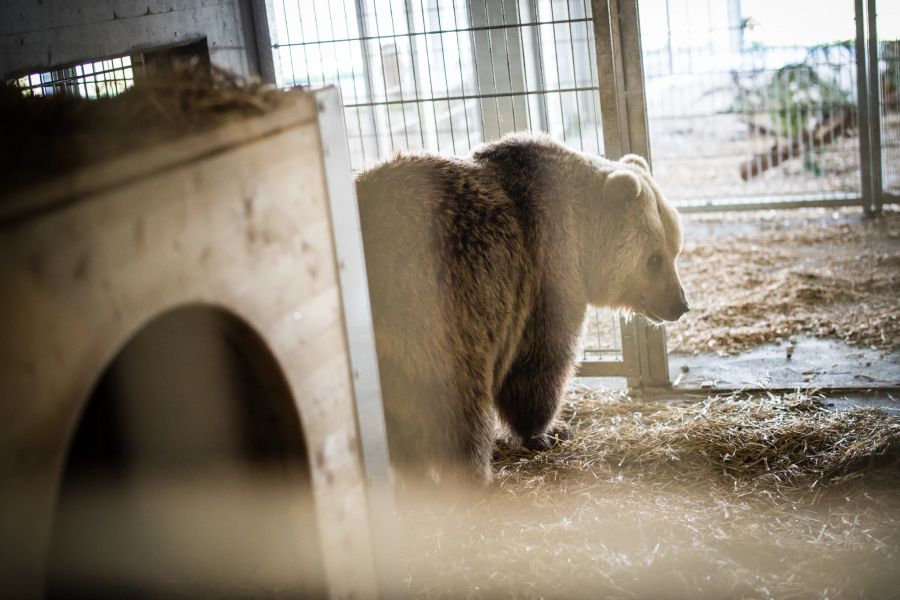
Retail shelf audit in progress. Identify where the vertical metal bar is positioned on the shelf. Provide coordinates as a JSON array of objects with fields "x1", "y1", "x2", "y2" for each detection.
[
  {"x1": 529, "y1": 0, "x2": 551, "y2": 132},
  {"x1": 385, "y1": 0, "x2": 413, "y2": 147},
  {"x1": 485, "y1": 0, "x2": 502, "y2": 136},
  {"x1": 355, "y1": 0, "x2": 383, "y2": 163},
  {"x1": 434, "y1": 2, "x2": 460, "y2": 153},
  {"x1": 854, "y1": 0, "x2": 877, "y2": 215},
  {"x1": 471, "y1": 0, "x2": 503, "y2": 139},
  {"x1": 369, "y1": 0, "x2": 398, "y2": 155},
  {"x1": 565, "y1": 0, "x2": 585, "y2": 150},
  {"x1": 469, "y1": 0, "x2": 528, "y2": 139},
  {"x1": 498, "y1": 0, "x2": 521, "y2": 130},
  {"x1": 592, "y1": 0, "x2": 627, "y2": 158},
  {"x1": 582, "y1": 0, "x2": 603, "y2": 154},
  {"x1": 404, "y1": 0, "x2": 428, "y2": 149},
  {"x1": 548, "y1": 0, "x2": 568, "y2": 143},
  {"x1": 278, "y1": 0, "x2": 298, "y2": 85},
  {"x1": 451, "y1": 1, "x2": 475, "y2": 148},
  {"x1": 309, "y1": 3, "x2": 331, "y2": 88},
  {"x1": 591, "y1": 0, "x2": 669, "y2": 388},
  {"x1": 335, "y1": 0, "x2": 370, "y2": 167},
  {"x1": 248, "y1": 0, "x2": 278, "y2": 84},
  {"x1": 664, "y1": 0, "x2": 673, "y2": 75},
  {"x1": 514, "y1": 0, "x2": 534, "y2": 133},
  {"x1": 866, "y1": 0, "x2": 884, "y2": 214},
  {"x1": 466, "y1": 1, "x2": 489, "y2": 142},
  {"x1": 417, "y1": 0, "x2": 446, "y2": 151},
  {"x1": 293, "y1": 4, "x2": 315, "y2": 87}
]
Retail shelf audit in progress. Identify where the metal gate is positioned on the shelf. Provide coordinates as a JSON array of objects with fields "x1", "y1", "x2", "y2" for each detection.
[
  {"x1": 267, "y1": 0, "x2": 666, "y2": 385},
  {"x1": 865, "y1": 0, "x2": 899, "y2": 210},
  {"x1": 638, "y1": 0, "x2": 894, "y2": 214},
  {"x1": 264, "y1": 0, "x2": 893, "y2": 386}
]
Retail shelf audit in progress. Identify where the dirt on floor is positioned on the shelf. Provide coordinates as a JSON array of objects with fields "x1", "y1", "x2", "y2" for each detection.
[
  {"x1": 666, "y1": 207, "x2": 900, "y2": 356},
  {"x1": 399, "y1": 387, "x2": 900, "y2": 599}
]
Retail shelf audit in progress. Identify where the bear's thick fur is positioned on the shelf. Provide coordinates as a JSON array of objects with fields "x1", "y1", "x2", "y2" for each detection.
[{"x1": 356, "y1": 134, "x2": 688, "y2": 483}]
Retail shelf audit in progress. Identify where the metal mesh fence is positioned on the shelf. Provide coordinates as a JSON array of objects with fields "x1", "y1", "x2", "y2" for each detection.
[
  {"x1": 10, "y1": 56, "x2": 141, "y2": 99},
  {"x1": 878, "y1": 3, "x2": 900, "y2": 196},
  {"x1": 269, "y1": 0, "x2": 894, "y2": 364},
  {"x1": 272, "y1": 0, "x2": 624, "y2": 363},
  {"x1": 640, "y1": 0, "x2": 863, "y2": 208},
  {"x1": 272, "y1": 0, "x2": 603, "y2": 167}
]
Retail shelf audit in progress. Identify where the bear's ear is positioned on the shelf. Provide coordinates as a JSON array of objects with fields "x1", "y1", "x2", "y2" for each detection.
[
  {"x1": 621, "y1": 154, "x2": 650, "y2": 173},
  {"x1": 605, "y1": 169, "x2": 642, "y2": 202}
]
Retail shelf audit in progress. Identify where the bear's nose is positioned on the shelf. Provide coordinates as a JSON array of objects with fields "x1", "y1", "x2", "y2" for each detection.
[
  {"x1": 672, "y1": 298, "x2": 690, "y2": 319},
  {"x1": 674, "y1": 286, "x2": 690, "y2": 318}
]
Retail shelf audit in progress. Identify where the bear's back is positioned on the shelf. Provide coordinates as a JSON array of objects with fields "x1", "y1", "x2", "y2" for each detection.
[{"x1": 355, "y1": 152, "x2": 536, "y2": 378}]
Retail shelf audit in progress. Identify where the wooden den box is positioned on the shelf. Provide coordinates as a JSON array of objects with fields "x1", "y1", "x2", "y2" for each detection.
[{"x1": 0, "y1": 86, "x2": 391, "y2": 598}]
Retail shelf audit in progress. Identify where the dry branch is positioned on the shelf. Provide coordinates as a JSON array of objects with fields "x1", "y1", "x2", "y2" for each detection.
[{"x1": 739, "y1": 108, "x2": 854, "y2": 180}]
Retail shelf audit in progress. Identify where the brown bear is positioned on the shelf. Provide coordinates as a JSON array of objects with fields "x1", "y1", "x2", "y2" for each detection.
[{"x1": 355, "y1": 133, "x2": 688, "y2": 484}]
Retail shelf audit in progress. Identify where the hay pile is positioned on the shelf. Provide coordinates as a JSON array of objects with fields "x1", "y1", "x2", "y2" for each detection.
[
  {"x1": 399, "y1": 388, "x2": 900, "y2": 599},
  {"x1": 0, "y1": 66, "x2": 292, "y2": 193},
  {"x1": 667, "y1": 208, "x2": 900, "y2": 355}
]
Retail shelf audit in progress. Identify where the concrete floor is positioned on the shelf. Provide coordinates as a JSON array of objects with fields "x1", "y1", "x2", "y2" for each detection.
[
  {"x1": 577, "y1": 336, "x2": 900, "y2": 413},
  {"x1": 669, "y1": 335, "x2": 900, "y2": 390},
  {"x1": 577, "y1": 208, "x2": 900, "y2": 407}
]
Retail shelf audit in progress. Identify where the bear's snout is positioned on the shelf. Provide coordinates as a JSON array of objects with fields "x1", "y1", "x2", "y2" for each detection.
[
  {"x1": 669, "y1": 285, "x2": 690, "y2": 320},
  {"x1": 645, "y1": 284, "x2": 689, "y2": 322},
  {"x1": 670, "y1": 296, "x2": 690, "y2": 320}
]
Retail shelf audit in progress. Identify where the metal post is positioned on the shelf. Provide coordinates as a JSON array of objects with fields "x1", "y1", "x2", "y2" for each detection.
[
  {"x1": 866, "y1": 0, "x2": 884, "y2": 215},
  {"x1": 591, "y1": 0, "x2": 670, "y2": 388},
  {"x1": 354, "y1": 0, "x2": 384, "y2": 161},
  {"x1": 404, "y1": 0, "x2": 429, "y2": 150},
  {"x1": 854, "y1": 0, "x2": 878, "y2": 216},
  {"x1": 246, "y1": 0, "x2": 278, "y2": 84},
  {"x1": 523, "y1": 0, "x2": 549, "y2": 132},
  {"x1": 469, "y1": 0, "x2": 530, "y2": 139}
]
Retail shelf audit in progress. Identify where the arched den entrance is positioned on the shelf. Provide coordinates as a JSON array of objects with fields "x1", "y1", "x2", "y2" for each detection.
[{"x1": 47, "y1": 305, "x2": 325, "y2": 597}]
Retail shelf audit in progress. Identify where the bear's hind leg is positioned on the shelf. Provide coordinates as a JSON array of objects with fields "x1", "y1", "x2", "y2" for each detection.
[
  {"x1": 387, "y1": 365, "x2": 496, "y2": 486},
  {"x1": 496, "y1": 351, "x2": 572, "y2": 451},
  {"x1": 438, "y1": 377, "x2": 496, "y2": 484}
]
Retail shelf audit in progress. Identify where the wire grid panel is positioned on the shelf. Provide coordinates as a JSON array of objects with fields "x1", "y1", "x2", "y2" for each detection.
[
  {"x1": 639, "y1": 0, "x2": 864, "y2": 208},
  {"x1": 10, "y1": 56, "x2": 141, "y2": 99},
  {"x1": 878, "y1": 2, "x2": 900, "y2": 197},
  {"x1": 271, "y1": 0, "x2": 603, "y2": 166},
  {"x1": 270, "y1": 0, "x2": 623, "y2": 363}
]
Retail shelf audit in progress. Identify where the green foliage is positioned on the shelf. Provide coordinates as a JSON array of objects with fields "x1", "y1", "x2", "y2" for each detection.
[
  {"x1": 727, "y1": 42, "x2": 853, "y2": 138},
  {"x1": 882, "y1": 40, "x2": 900, "y2": 90},
  {"x1": 713, "y1": 42, "x2": 856, "y2": 175}
]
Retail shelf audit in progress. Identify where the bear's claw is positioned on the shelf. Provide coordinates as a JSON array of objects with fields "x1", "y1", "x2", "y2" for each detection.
[{"x1": 524, "y1": 423, "x2": 571, "y2": 451}]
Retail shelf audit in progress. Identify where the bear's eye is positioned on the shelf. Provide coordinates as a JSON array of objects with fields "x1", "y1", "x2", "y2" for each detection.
[{"x1": 646, "y1": 253, "x2": 663, "y2": 271}]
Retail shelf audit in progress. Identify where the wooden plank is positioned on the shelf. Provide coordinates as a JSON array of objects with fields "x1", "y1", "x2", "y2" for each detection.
[{"x1": 0, "y1": 90, "x2": 317, "y2": 226}]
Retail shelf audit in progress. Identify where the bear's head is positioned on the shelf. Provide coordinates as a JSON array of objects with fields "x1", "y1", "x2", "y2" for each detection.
[{"x1": 584, "y1": 154, "x2": 689, "y2": 323}]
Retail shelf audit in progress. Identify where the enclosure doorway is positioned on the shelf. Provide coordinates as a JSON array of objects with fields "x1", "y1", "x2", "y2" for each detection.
[{"x1": 47, "y1": 305, "x2": 325, "y2": 596}]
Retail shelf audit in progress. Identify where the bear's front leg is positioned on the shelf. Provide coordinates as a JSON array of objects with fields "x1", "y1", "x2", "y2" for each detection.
[{"x1": 496, "y1": 348, "x2": 573, "y2": 452}]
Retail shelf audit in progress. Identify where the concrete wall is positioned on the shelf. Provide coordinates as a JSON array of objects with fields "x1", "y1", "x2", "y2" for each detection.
[{"x1": 0, "y1": 0, "x2": 272, "y2": 81}]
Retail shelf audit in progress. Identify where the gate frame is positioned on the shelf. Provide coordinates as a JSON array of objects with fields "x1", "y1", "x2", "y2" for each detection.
[{"x1": 586, "y1": 0, "x2": 669, "y2": 388}]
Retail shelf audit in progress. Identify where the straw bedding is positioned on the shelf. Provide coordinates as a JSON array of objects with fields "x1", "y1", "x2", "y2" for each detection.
[
  {"x1": 400, "y1": 387, "x2": 900, "y2": 599},
  {"x1": 667, "y1": 208, "x2": 900, "y2": 355},
  {"x1": 1, "y1": 66, "x2": 290, "y2": 192}
]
